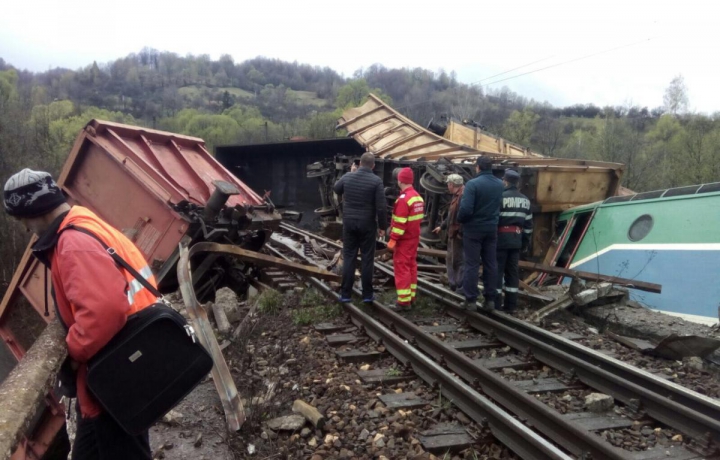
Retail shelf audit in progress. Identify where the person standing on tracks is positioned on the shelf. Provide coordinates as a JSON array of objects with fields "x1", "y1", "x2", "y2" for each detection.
[
  {"x1": 432, "y1": 174, "x2": 465, "y2": 292},
  {"x1": 496, "y1": 169, "x2": 533, "y2": 312},
  {"x1": 457, "y1": 156, "x2": 503, "y2": 311},
  {"x1": 3, "y1": 169, "x2": 154, "y2": 460},
  {"x1": 387, "y1": 167, "x2": 425, "y2": 309},
  {"x1": 334, "y1": 152, "x2": 387, "y2": 303}
]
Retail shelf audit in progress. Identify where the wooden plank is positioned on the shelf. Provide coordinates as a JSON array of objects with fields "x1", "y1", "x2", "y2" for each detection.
[
  {"x1": 419, "y1": 424, "x2": 473, "y2": 454},
  {"x1": 336, "y1": 350, "x2": 383, "y2": 364},
  {"x1": 558, "y1": 331, "x2": 585, "y2": 341},
  {"x1": 336, "y1": 104, "x2": 385, "y2": 129},
  {"x1": 402, "y1": 145, "x2": 470, "y2": 160},
  {"x1": 326, "y1": 333, "x2": 358, "y2": 346},
  {"x1": 519, "y1": 280, "x2": 552, "y2": 300},
  {"x1": 518, "y1": 261, "x2": 662, "y2": 293},
  {"x1": 385, "y1": 139, "x2": 445, "y2": 159},
  {"x1": 474, "y1": 357, "x2": 532, "y2": 370},
  {"x1": 363, "y1": 122, "x2": 408, "y2": 146},
  {"x1": 631, "y1": 446, "x2": 703, "y2": 460},
  {"x1": 513, "y1": 378, "x2": 583, "y2": 393},
  {"x1": 445, "y1": 339, "x2": 502, "y2": 351},
  {"x1": 374, "y1": 131, "x2": 424, "y2": 155},
  {"x1": 563, "y1": 412, "x2": 634, "y2": 431},
  {"x1": 420, "y1": 324, "x2": 459, "y2": 333},
  {"x1": 357, "y1": 369, "x2": 414, "y2": 384},
  {"x1": 314, "y1": 323, "x2": 349, "y2": 334},
  {"x1": 378, "y1": 392, "x2": 427, "y2": 409},
  {"x1": 190, "y1": 242, "x2": 341, "y2": 282},
  {"x1": 347, "y1": 114, "x2": 396, "y2": 137},
  {"x1": 527, "y1": 294, "x2": 574, "y2": 323}
]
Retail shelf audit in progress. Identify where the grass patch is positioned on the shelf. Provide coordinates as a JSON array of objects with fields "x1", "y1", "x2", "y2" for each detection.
[
  {"x1": 287, "y1": 89, "x2": 328, "y2": 106},
  {"x1": 410, "y1": 294, "x2": 437, "y2": 317},
  {"x1": 291, "y1": 304, "x2": 343, "y2": 325},
  {"x1": 178, "y1": 85, "x2": 254, "y2": 99},
  {"x1": 299, "y1": 288, "x2": 326, "y2": 307},
  {"x1": 385, "y1": 367, "x2": 402, "y2": 377},
  {"x1": 256, "y1": 289, "x2": 284, "y2": 315},
  {"x1": 376, "y1": 290, "x2": 396, "y2": 306}
]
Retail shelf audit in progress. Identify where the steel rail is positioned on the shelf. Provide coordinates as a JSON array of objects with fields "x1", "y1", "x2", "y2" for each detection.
[
  {"x1": 404, "y1": 274, "x2": 720, "y2": 449},
  {"x1": 278, "y1": 223, "x2": 720, "y2": 451},
  {"x1": 264, "y1": 242, "x2": 573, "y2": 460},
  {"x1": 178, "y1": 243, "x2": 246, "y2": 430}
]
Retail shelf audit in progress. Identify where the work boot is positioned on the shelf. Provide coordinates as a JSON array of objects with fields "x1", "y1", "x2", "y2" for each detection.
[
  {"x1": 462, "y1": 299, "x2": 478, "y2": 311},
  {"x1": 483, "y1": 298, "x2": 495, "y2": 312}
]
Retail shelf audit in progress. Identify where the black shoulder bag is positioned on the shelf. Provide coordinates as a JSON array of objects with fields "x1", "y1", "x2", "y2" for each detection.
[{"x1": 69, "y1": 227, "x2": 214, "y2": 435}]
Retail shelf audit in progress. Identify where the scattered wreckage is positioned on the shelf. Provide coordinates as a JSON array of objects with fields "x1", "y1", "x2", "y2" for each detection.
[
  {"x1": 301, "y1": 95, "x2": 717, "y2": 325},
  {"x1": 1, "y1": 96, "x2": 718, "y2": 459},
  {"x1": 0, "y1": 120, "x2": 338, "y2": 459}
]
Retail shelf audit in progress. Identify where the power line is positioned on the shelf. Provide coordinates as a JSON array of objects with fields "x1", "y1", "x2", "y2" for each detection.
[
  {"x1": 395, "y1": 56, "x2": 554, "y2": 111},
  {"x1": 394, "y1": 36, "x2": 654, "y2": 112},
  {"x1": 481, "y1": 37, "x2": 654, "y2": 87}
]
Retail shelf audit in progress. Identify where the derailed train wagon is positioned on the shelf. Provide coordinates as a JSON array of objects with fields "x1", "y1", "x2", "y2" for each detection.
[
  {"x1": 0, "y1": 120, "x2": 281, "y2": 459},
  {"x1": 308, "y1": 94, "x2": 626, "y2": 260}
]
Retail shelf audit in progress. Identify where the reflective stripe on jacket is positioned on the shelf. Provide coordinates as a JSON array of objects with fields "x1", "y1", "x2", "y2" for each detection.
[
  {"x1": 390, "y1": 186, "x2": 424, "y2": 241},
  {"x1": 497, "y1": 186, "x2": 533, "y2": 249},
  {"x1": 58, "y1": 206, "x2": 158, "y2": 314},
  {"x1": 46, "y1": 206, "x2": 157, "y2": 418}
]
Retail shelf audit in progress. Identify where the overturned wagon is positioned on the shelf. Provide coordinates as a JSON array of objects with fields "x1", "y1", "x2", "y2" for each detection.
[
  {"x1": 0, "y1": 120, "x2": 281, "y2": 459},
  {"x1": 308, "y1": 94, "x2": 626, "y2": 260}
]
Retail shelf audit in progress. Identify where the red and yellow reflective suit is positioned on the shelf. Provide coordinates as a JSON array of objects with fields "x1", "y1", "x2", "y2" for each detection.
[{"x1": 389, "y1": 186, "x2": 424, "y2": 306}]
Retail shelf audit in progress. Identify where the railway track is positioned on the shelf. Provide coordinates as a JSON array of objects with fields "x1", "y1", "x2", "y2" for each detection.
[{"x1": 261, "y1": 223, "x2": 720, "y2": 459}]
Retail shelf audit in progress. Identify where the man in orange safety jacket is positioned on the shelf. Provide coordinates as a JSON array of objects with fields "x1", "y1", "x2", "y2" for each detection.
[
  {"x1": 4, "y1": 169, "x2": 155, "y2": 459},
  {"x1": 387, "y1": 167, "x2": 424, "y2": 309}
]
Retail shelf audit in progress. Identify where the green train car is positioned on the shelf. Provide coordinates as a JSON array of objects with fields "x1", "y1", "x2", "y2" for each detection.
[{"x1": 545, "y1": 182, "x2": 720, "y2": 325}]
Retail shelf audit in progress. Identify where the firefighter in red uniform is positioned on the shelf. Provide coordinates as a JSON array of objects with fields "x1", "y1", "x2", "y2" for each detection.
[{"x1": 387, "y1": 168, "x2": 424, "y2": 309}]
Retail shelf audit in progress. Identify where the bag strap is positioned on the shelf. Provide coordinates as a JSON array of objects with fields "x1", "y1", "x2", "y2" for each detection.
[{"x1": 64, "y1": 225, "x2": 163, "y2": 298}]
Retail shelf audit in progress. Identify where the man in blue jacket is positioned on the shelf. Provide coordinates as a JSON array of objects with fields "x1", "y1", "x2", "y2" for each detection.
[{"x1": 457, "y1": 156, "x2": 503, "y2": 310}]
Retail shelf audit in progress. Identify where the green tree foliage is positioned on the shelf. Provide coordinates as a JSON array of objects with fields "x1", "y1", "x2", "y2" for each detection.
[
  {"x1": 335, "y1": 79, "x2": 392, "y2": 109},
  {"x1": 502, "y1": 109, "x2": 539, "y2": 146}
]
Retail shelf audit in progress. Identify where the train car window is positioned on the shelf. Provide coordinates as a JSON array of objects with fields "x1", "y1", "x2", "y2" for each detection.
[{"x1": 628, "y1": 214, "x2": 653, "y2": 242}]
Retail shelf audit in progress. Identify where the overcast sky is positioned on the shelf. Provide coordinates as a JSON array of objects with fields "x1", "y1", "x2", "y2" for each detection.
[{"x1": 1, "y1": 0, "x2": 717, "y2": 113}]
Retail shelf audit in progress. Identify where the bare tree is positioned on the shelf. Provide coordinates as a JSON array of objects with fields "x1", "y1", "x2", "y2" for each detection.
[{"x1": 663, "y1": 75, "x2": 689, "y2": 116}]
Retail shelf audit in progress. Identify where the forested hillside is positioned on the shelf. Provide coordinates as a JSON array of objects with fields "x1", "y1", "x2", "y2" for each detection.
[{"x1": 1, "y1": 48, "x2": 719, "y2": 289}]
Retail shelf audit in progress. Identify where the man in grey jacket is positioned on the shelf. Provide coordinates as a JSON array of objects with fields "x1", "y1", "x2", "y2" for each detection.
[{"x1": 334, "y1": 153, "x2": 387, "y2": 303}]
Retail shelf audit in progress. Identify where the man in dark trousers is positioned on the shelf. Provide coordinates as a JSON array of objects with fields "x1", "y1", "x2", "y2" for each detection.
[
  {"x1": 457, "y1": 156, "x2": 503, "y2": 311},
  {"x1": 334, "y1": 152, "x2": 387, "y2": 303},
  {"x1": 496, "y1": 169, "x2": 533, "y2": 312},
  {"x1": 4, "y1": 169, "x2": 155, "y2": 459}
]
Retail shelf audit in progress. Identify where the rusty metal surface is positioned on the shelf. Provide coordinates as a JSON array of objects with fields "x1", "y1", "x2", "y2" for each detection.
[
  {"x1": 177, "y1": 244, "x2": 245, "y2": 431},
  {"x1": 0, "y1": 121, "x2": 283, "y2": 455}
]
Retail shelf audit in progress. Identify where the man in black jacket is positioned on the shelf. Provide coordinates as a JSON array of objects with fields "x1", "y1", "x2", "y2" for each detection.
[
  {"x1": 496, "y1": 169, "x2": 533, "y2": 312},
  {"x1": 334, "y1": 153, "x2": 387, "y2": 303},
  {"x1": 457, "y1": 156, "x2": 503, "y2": 311}
]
